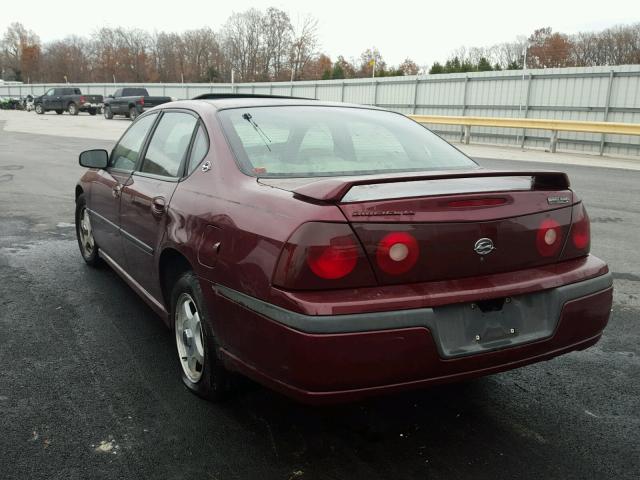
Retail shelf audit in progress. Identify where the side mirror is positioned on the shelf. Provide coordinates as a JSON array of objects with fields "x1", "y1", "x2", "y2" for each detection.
[{"x1": 79, "y1": 149, "x2": 109, "y2": 169}]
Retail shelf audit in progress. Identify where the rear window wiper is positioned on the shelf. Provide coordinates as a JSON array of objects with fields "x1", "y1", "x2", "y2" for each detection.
[{"x1": 242, "y1": 113, "x2": 272, "y2": 152}]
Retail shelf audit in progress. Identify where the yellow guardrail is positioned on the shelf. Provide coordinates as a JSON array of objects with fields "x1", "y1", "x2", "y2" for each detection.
[{"x1": 408, "y1": 114, "x2": 640, "y2": 153}]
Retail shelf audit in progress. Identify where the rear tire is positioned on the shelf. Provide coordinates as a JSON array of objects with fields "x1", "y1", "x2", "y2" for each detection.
[
  {"x1": 171, "y1": 272, "x2": 233, "y2": 401},
  {"x1": 75, "y1": 194, "x2": 102, "y2": 267},
  {"x1": 35, "y1": 104, "x2": 44, "y2": 114},
  {"x1": 88, "y1": 108, "x2": 97, "y2": 116},
  {"x1": 55, "y1": 109, "x2": 63, "y2": 115},
  {"x1": 129, "y1": 107, "x2": 139, "y2": 121},
  {"x1": 68, "y1": 103, "x2": 79, "y2": 115},
  {"x1": 104, "y1": 106, "x2": 114, "y2": 119}
]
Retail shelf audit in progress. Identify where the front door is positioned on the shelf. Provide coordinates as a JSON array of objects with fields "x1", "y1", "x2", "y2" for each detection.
[
  {"x1": 42, "y1": 88, "x2": 61, "y2": 110},
  {"x1": 119, "y1": 110, "x2": 199, "y2": 300},
  {"x1": 89, "y1": 113, "x2": 159, "y2": 267}
]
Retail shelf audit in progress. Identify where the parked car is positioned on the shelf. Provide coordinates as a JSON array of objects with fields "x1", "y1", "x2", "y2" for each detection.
[
  {"x1": 23, "y1": 94, "x2": 35, "y2": 111},
  {"x1": 34, "y1": 87, "x2": 103, "y2": 115},
  {"x1": 0, "y1": 96, "x2": 21, "y2": 110},
  {"x1": 75, "y1": 95, "x2": 613, "y2": 404},
  {"x1": 103, "y1": 87, "x2": 173, "y2": 120}
]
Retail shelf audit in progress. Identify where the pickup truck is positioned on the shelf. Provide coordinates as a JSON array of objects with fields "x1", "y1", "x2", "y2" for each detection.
[
  {"x1": 34, "y1": 87, "x2": 103, "y2": 115},
  {"x1": 102, "y1": 88, "x2": 173, "y2": 120}
]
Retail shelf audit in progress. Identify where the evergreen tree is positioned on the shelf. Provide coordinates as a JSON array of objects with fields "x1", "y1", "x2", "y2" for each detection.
[{"x1": 429, "y1": 62, "x2": 445, "y2": 74}]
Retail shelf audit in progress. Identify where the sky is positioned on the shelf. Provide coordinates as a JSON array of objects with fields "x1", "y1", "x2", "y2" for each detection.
[{"x1": 1, "y1": 0, "x2": 639, "y2": 67}]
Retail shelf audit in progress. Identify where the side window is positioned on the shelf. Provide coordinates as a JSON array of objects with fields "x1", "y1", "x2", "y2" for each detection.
[
  {"x1": 114, "y1": 89, "x2": 122, "y2": 97},
  {"x1": 140, "y1": 112, "x2": 197, "y2": 178},
  {"x1": 186, "y1": 125, "x2": 209, "y2": 175},
  {"x1": 109, "y1": 114, "x2": 157, "y2": 171},
  {"x1": 45, "y1": 89, "x2": 55, "y2": 96}
]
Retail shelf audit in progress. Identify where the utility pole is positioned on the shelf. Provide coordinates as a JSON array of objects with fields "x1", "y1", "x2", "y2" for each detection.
[{"x1": 516, "y1": 43, "x2": 529, "y2": 146}]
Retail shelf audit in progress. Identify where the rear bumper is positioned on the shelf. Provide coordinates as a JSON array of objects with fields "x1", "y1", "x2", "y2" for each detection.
[
  {"x1": 207, "y1": 260, "x2": 613, "y2": 404},
  {"x1": 80, "y1": 102, "x2": 101, "y2": 110}
]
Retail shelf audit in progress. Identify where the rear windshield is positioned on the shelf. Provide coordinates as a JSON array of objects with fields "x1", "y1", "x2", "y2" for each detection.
[{"x1": 218, "y1": 106, "x2": 476, "y2": 178}]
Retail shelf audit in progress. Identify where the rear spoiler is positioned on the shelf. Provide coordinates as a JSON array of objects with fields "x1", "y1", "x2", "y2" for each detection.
[{"x1": 291, "y1": 170, "x2": 570, "y2": 202}]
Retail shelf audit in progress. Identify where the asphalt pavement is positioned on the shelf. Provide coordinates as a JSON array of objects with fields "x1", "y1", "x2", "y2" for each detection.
[{"x1": 0, "y1": 113, "x2": 638, "y2": 480}]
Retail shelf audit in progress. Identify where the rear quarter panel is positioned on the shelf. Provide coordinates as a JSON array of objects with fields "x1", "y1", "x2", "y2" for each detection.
[{"x1": 162, "y1": 110, "x2": 346, "y2": 301}]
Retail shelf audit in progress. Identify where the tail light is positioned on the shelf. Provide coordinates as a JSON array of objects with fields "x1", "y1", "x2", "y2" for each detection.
[
  {"x1": 536, "y1": 218, "x2": 563, "y2": 257},
  {"x1": 80, "y1": 96, "x2": 86, "y2": 103},
  {"x1": 561, "y1": 202, "x2": 591, "y2": 259},
  {"x1": 376, "y1": 232, "x2": 419, "y2": 275},
  {"x1": 273, "y1": 222, "x2": 376, "y2": 290},
  {"x1": 137, "y1": 97, "x2": 145, "y2": 105}
]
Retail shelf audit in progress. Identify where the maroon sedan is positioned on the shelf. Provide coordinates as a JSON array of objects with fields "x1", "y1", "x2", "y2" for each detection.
[{"x1": 75, "y1": 96, "x2": 613, "y2": 404}]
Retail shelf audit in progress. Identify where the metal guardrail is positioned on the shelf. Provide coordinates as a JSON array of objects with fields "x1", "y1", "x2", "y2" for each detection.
[{"x1": 408, "y1": 114, "x2": 640, "y2": 153}]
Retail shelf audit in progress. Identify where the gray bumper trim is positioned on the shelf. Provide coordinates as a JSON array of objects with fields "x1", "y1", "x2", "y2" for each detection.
[{"x1": 214, "y1": 273, "x2": 612, "y2": 357}]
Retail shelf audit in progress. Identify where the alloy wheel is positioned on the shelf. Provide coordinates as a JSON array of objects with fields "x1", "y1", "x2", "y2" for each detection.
[
  {"x1": 78, "y1": 207, "x2": 95, "y2": 258},
  {"x1": 175, "y1": 293, "x2": 205, "y2": 383}
]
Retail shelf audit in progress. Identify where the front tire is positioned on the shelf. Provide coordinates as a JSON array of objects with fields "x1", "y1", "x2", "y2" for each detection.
[
  {"x1": 68, "y1": 103, "x2": 79, "y2": 115},
  {"x1": 104, "y1": 106, "x2": 114, "y2": 119},
  {"x1": 55, "y1": 109, "x2": 63, "y2": 115},
  {"x1": 171, "y1": 272, "x2": 232, "y2": 401},
  {"x1": 75, "y1": 194, "x2": 101, "y2": 267},
  {"x1": 88, "y1": 108, "x2": 97, "y2": 116},
  {"x1": 35, "y1": 103, "x2": 44, "y2": 114}
]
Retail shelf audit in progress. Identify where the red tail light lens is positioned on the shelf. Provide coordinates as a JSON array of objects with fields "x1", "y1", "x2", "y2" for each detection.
[
  {"x1": 571, "y1": 204, "x2": 590, "y2": 250},
  {"x1": 376, "y1": 232, "x2": 419, "y2": 275},
  {"x1": 536, "y1": 218, "x2": 562, "y2": 257},
  {"x1": 273, "y1": 222, "x2": 376, "y2": 290},
  {"x1": 561, "y1": 202, "x2": 591, "y2": 260},
  {"x1": 80, "y1": 96, "x2": 86, "y2": 103},
  {"x1": 307, "y1": 237, "x2": 358, "y2": 279},
  {"x1": 137, "y1": 97, "x2": 145, "y2": 105}
]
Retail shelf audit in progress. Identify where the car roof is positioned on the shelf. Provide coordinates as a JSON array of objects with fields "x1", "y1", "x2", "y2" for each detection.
[{"x1": 169, "y1": 96, "x2": 386, "y2": 112}]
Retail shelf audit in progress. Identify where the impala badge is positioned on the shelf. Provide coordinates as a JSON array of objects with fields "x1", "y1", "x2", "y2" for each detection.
[
  {"x1": 547, "y1": 195, "x2": 570, "y2": 205},
  {"x1": 474, "y1": 238, "x2": 496, "y2": 255}
]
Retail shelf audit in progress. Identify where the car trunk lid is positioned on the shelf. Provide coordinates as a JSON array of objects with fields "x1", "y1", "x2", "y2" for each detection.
[{"x1": 262, "y1": 170, "x2": 575, "y2": 286}]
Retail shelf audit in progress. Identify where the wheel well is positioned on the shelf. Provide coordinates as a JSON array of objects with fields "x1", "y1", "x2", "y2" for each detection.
[
  {"x1": 75, "y1": 185, "x2": 83, "y2": 201},
  {"x1": 159, "y1": 249, "x2": 193, "y2": 312}
]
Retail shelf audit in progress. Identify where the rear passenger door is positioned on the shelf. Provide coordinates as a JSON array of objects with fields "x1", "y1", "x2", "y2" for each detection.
[
  {"x1": 119, "y1": 110, "x2": 199, "y2": 300},
  {"x1": 112, "y1": 89, "x2": 123, "y2": 113}
]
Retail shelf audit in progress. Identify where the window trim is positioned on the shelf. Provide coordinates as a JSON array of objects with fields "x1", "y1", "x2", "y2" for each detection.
[
  {"x1": 107, "y1": 111, "x2": 160, "y2": 174},
  {"x1": 134, "y1": 108, "x2": 203, "y2": 181},
  {"x1": 181, "y1": 120, "x2": 211, "y2": 179}
]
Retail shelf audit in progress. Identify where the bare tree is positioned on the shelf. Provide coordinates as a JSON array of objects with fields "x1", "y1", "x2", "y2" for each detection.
[
  {"x1": 261, "y1": 8, "x2": 292, "y2": 80},
  {"x1": 1, "y1": 22, "x2": 41, "y2": 81},
  {"x1": 398, "y1": 58, "x2": 419, "y2": 76},
  {"x1": 358, "y1": 48, "x2": 386, "y2": 77},
  {"x1": 181, "y1": 28, "x2": 225, "y2": 82},
  {"x1": 289, "y1": 15, "x2": 319, "y2": 80},
  {"x1": 223, "y1": 9, "x2": 264, "y2": 81},
  {"x1": 42, "y1": 36, "x2": 91, "y2": 82}
]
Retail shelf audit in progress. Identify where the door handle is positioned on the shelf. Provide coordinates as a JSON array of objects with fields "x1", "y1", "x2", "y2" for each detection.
[{"x1": 151, "y1": 197, "x2": 166, "y2": 216}]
